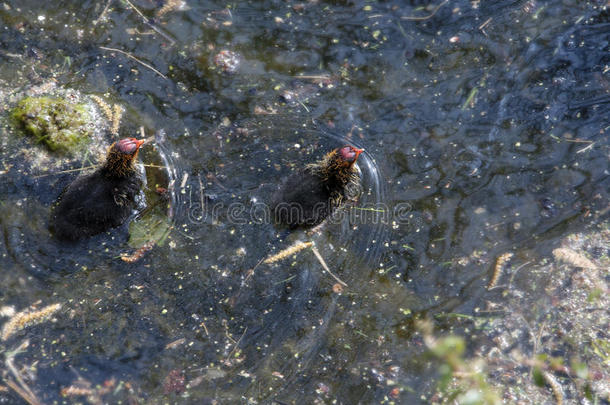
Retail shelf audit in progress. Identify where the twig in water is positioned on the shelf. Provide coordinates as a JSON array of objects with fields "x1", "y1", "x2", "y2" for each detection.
[
  {"x1": 5, "y1": 340, "x2": 42, "y2": 405},
  {"x1": 122, "y1": 0, "x2": 175, "y2": 45},
  {"x1": 462, "y1": 87, "x2": 478, "y2": 110},
  {"x1": 4, "y1": 379, "x2": 40, "y2": 405},
  {"x1": 33, "y1": 165, "x2": 97, "y2": 178},
  {"x1": 294, "y1": 75, "x2": 332, "y2": 81},
  {"x1": 297, "y1": 99, "x2": 310, "y2": 113},
  {"x1": 507, "y1": 260, "x2": 532, "y2": 290},
  {"x1": 200, "y1": 319, "x2": 209, "y2": 336},
  {"x1": 576, "y1": 142, "x2": 595, "y2": 153},
  {"x1": 100, "y1": 46, "x2": 168, "y2": 79},
  {"x1": 562, "y1": 138, "x2": 593, "y2": 143},
  {"x1": 93, "y1": 0, "x2": 113, "y2": 26},
  {"x1": 197, "y1": 173, "x2": 205, "y2": 219},
  {"x1": 401, "y1": 0, "x2": 448, "y2": 21},
  {"x1": 479, "y1": 17, "x2": 492, "y2": 36},
  {"x1": 244, "y1": 257, "x2": 265, "y2": 283},
  {"x1": 310, "y1": 244, "x2": 347, "y2": 287},
  {"x1": 225, "y1": 327, "x2": 247, "y2": 361}
]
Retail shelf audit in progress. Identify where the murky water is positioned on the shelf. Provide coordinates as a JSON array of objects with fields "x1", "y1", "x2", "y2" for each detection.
[{"x1": 0, "y1": 0, "x2": 608, "y2": 403}]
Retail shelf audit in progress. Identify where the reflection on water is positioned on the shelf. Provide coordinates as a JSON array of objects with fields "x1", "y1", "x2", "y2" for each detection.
[{"x1": 0, "y1": 0, "x2": 608, "y2": 403}]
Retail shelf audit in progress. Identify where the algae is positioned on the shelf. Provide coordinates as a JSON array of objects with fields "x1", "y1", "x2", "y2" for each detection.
[{"x1": 11, "y1": 96, "x2": 92, "y2": 154}]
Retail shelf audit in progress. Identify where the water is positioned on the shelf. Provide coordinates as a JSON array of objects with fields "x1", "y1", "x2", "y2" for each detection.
[{"x1": 0, "y1": 0, "x2": 608, "y2": 403}]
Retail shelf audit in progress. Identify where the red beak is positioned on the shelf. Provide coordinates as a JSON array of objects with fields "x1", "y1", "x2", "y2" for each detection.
[
  {"x1": 134, "y1": 139, "x2": 145, "y2": 149},
  {"x1": 354, "y1": 148, "x2": 364, "y2": 158}
]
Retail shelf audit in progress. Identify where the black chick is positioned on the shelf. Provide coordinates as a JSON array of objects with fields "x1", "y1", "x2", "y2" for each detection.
[
  {"x1": 50, "y1": 138, "x2": 145, "y2": 241},
  {"x1": 271, "y1": 145, "x2": 363, "y2": 228}
]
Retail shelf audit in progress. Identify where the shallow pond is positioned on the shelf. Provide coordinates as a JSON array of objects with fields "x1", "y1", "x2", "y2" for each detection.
[{"x1": 0, "y1": 0, "x2": 608, "y2": 403}]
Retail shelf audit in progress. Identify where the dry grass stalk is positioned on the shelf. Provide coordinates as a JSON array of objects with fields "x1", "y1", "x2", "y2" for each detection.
[
  {"x1": 5, "y1": 340, "x2": 42, "y2": 405},
  {"x1": 93, "y1": 0, "x2": 113, "y2": 25},
  {"x1": 263, "y1": 241, "x2": 313, "y2": 264},
  {"x1": 1, "y1": 303, "x2": 61, "y2": 341},
  {"x1": 552, "y1": 248, "x2": 597, "y2": 269},
  {"x1": 541, "y1": 371, "x2": 564, "y2": 405},
  {"x1": 156, "y1": 0, "x2": 184, "y2": 18},
  {"x1": 111, "y1": 104, "x2": 124, "y2": 135},
  {"x1": 4, "y1": 379, "x2": 41, "y2": 405},
  {"x1": 122, "y1": 0, "x2": 175, "y2": 45},
  {"x1": 100, "y1": 46, "x2": 168, "y2": 79},
  {"x1": 60, "y1": 386, "x2": 95, "y2": 397},
  {"x1": 33, "y1": 165, "x2": 97, "y2": 179},
  {"x1": 90, "y1": 95, "x2": 123, "y2": 135},
  {"x1": 487, "y1": 252, "x2": 513, "y2": 289},
  {"x1": 401, "y1": 0, "x2": 448, "y2": 21},
  {"x1": 90, "y1": 95, "x2": 113, "y2": 122}
]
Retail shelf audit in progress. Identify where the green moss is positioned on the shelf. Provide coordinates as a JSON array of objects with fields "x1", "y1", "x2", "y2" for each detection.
[{"x1": 11, "y1": 96, "x2": 92, "y2": 154}]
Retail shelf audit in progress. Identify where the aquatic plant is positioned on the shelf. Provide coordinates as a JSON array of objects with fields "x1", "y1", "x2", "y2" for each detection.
[{"x1": 11, "y1": 96, "x2": 92, "y2": 154}]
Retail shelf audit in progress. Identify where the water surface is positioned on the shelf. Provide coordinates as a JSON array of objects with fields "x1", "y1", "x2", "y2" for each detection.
[{"x1": 0, "y1": 0, "x2": 608, "y2": 403}]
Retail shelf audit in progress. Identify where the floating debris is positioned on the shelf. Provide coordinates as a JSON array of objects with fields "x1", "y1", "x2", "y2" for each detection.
[
  {"x1": 163, "y1": 369, "x2": 186, "y2": 395},
  {"x1": 487, "y1": 252, "x2": 513, "y2": 289},
  {"x1": 214, "y1": 50, "x2": 240, "y2": 73},
  {"x1": 60, "y1": 386, "x2": 95, "y2": 397},
  {"x1": 100, "y1": 46, "x2": 168, "y2": 79},
  {"x1": 552, "y1": 248, "x2": 597, "y2": 269},
  {"x1": 60, "y1": 377, "x2": 115, "y2": 402},
  {"x1": 263, "y1": 240, "x2": 313, "y2": 264},
  {"x1": 1, "y1": 303, "x2": 61, "y2": 341},
  {"x1": 121, "y1": 240, "x2": 156, "y2": 263}
]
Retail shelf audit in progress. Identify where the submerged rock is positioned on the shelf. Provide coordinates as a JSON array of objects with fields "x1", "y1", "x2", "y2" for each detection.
[{"x1": 11, "y1": 95, "x2": 92, "y2": 154}]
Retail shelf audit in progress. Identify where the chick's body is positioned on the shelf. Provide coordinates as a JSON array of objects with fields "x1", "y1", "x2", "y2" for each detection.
[
  {"x1": 50, "y1": 138, "x2": 144, "y2": 241},
  {"x1": 272, "y1": 145, "x2": 363, "y2": 228}
]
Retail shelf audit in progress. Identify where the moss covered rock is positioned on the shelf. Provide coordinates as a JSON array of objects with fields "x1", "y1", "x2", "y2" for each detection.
[{"x1": 11, "y1": 96, "x2": 92, "y2": 154}]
